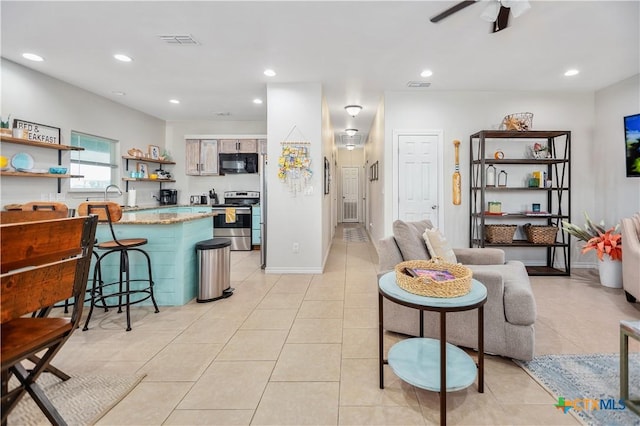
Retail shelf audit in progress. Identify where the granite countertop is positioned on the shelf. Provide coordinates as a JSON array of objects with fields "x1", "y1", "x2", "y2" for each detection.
[{"x1": 113, "y1": 205, "x2": 216, "y2": 225}]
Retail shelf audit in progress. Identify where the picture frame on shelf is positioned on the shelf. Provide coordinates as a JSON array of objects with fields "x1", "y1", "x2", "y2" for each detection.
[
  {"x1": 149, "y1": 145, "x2": 160, "y2": 160},
  {"x1": 136, "y1": 162, "x2": 148, "y2": 178}
]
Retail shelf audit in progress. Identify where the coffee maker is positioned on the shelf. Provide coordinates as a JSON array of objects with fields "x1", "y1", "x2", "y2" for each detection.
[{"x1": 159, "y1": 189, "x2": 178, "y2": 205}]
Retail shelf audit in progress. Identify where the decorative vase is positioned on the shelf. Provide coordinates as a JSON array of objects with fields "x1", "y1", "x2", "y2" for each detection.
[{"x1": 598, "y1": 256, "x2": 623, "y2": 288}]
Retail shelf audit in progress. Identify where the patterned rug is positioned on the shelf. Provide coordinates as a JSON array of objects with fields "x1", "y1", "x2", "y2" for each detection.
[
  {"x1": 8, "y1": 373, "x2": 144, "y2": 425},
  {"x1": 343, "y1": 227, "x2": 369, "y2": 243},
  {"x1": 516, "y1": 353, "x2": 640, "y2": 425}
]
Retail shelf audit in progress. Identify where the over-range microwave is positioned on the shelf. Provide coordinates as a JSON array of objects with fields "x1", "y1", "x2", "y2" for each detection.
[{"x1": 219, "y1": 153, "x2": 258, "y2": 174}]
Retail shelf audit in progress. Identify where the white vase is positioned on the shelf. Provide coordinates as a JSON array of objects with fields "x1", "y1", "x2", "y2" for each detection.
[{"x1": 598, "y1": 256, "x2": 623, "y2": 288}]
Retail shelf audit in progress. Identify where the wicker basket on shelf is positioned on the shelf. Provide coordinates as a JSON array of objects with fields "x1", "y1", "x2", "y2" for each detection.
[
  {"x1": 484, "y1": 224, "x2": 517, "y2": 244},
  {"x1": 501, "y1": 112, "x2": 533, "y2": 131},
  {"x1": 395, "y1": 258, "x2": 472, "y2": 298},
  {"x1": 524, "y1": 224, "x2": 558, "y2": 244}
]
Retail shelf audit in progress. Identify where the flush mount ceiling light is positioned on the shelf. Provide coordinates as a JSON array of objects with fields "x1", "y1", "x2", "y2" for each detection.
[
  {"x1": 253, "y1": 98, "x2": 263, "y2": 104},
  {"x1": 346, "y1": 144, "x2": 356, "y2": 151},
  {"x1": 113, "y1": 54, "x2": 133, "y2": 62},
  {"x1": 344, "y1": 105, "x2": 363, "y2": 117},
  {"x1": 345, "y1": 129, "x2": 358, "y2": 137},
  {"x1": 564, "y1": 69, "x2": 580, "y2": 77},
  {"x1": 22, "y1": 53, "x2": 44, "y2": 62},
  {"x1": 263, "y1": 69, "x2": 276, "y2": 77},
  {"x1": 169, "y1": 99, "x2": 180, "y2": 104}
]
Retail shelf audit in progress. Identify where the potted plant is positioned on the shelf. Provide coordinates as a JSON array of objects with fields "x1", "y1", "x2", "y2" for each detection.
[
  {"x1": 562, "y1": 213, "x2": 622, "y2": 288},
  {"x1": 0, "y1": 115, "x2": 11, "y2": 136}
]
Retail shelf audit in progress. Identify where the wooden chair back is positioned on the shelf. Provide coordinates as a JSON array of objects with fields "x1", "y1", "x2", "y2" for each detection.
[
  {"x1": 0, "y1": 216, "x2": 98, "y2": 424},
  {"x1": 0, "y1": 209, "x2": 67, "y2": 224},
  {"x1": 21, "y1": 201, "x2": 69, "y2": 214},
  {"x1": 77, "y1": 201, "x2": 122, "y2": 222}
]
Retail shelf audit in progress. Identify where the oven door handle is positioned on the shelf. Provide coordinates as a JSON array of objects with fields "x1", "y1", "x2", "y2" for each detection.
[{"x1": 212, "y1": 207, "x2": 252, "y2": 214}]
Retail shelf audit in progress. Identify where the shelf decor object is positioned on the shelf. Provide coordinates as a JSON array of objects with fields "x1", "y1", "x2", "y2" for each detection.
[
  {"x1": 469, "y1": 130, "x2": 571, "y2": 276},
  {"x1": 13, "y1": 119, "x2": 60, "y2": 145},
  {"x1": 395, "y1": 258, "x2": 472, "y2": 298}
]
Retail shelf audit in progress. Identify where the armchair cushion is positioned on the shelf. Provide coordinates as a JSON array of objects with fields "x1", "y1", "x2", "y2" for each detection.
[
  {"x1": 423, "y1": 228, "x2": 457, "y2": 263},
  {"x1": 453, "y1": 248, "x2": 505, "y2": 265},
  {"x1": 392, "y1": 219, "x2": 432, "y2": 260}
]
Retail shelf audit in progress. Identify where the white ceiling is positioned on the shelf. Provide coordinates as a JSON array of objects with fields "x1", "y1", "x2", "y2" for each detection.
[{"x1": 1, "y1": 1, "x2": 638, "y2": 147}]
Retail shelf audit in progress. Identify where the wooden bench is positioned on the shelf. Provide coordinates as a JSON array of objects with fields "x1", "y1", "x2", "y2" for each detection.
[{"x1": 1, "y1": 216, "x2": 98, "y2": 425}]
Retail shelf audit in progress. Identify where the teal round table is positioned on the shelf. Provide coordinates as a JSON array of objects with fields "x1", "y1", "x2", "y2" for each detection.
[{"x1": 378, "y1": 271, "x2": 487, "y2": 426}]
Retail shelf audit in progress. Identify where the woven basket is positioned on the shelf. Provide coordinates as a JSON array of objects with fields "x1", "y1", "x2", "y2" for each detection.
[
  {"x1": 524, "y1": 224, "x2": 558, "y2": 244},
  {"x1": 394, "y1": 258, "x2": 472, "y2": 298},
  {"x1": 501, "y1": 112, "x2": 533, "y2": 131},
  {"x1": 485, "y1": 224, "x2": 517, "y2": 244}
]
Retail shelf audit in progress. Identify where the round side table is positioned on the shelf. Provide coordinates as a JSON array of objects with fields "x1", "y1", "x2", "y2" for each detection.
[{"x1": 378, "y1": 271, "x2": 487, "y2": 426}]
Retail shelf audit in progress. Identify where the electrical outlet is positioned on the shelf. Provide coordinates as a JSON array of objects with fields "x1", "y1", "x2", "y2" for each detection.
[{"x1": 292, "y1": 242, "x2": 299, "y2": 253}]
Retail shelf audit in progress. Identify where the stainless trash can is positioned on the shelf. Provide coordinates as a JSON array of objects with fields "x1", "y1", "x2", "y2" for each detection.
[{"x1": 196, "y1": 238, "x2": 233, "y2": 303}]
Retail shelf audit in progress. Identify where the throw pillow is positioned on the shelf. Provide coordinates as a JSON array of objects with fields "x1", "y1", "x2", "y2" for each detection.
[
  {"x1": 422, "y1": 228, "x2": 457, "y2": 264},
  {"x1": 392, "y1": 220, "x2": 431, "y2": 260}
]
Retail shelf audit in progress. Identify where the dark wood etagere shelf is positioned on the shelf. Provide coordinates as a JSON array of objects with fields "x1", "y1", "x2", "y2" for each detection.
[{"x1": 469, "y1": 130, "x2": 571, "y2": 276}]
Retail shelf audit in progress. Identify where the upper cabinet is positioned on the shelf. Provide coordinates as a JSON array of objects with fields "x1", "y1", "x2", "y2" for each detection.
[
  {"x1": 219, "y1": 139, "x2": 258, "y2": 154},
  {"x1": 186, "y1": 139, "x2": 219, "y2": 175}
]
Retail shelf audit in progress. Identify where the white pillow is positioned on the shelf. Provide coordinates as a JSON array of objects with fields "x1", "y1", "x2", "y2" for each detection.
[{"x1": 422, "y1": 228, "x2": 457, "y2": 264}]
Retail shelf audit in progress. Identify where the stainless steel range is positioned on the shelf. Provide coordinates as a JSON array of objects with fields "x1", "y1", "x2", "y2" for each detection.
[{"x1": 211, "y1": 191, "x2": 259, "y2": 251}]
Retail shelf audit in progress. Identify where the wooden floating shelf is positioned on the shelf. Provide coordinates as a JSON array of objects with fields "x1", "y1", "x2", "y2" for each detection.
[
  {"x1": 1, "y1": 136, "x2": 84, "y2": 151},
  {"x1": 0, "y1": 171, "x2": 83, "y2": 179},
  {"x1": 121, "y1": 178, "x2": 176, "y2": 183},
  {"x1": 121, "y1": 155, "x2": 176, "y2": 165}
]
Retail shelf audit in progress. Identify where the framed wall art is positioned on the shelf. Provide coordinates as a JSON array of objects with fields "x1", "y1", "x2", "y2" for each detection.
[
  {"x1": 149, "y1": 145, "x2": 161, "y2": 160},
  {"x1": 137, "y1": 162, "x2": 149, "y2": 178}
]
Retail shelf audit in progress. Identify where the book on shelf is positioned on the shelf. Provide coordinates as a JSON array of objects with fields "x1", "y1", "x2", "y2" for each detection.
[{"x1": 404, "y1": 268, "x2": 455, "y2": 282}]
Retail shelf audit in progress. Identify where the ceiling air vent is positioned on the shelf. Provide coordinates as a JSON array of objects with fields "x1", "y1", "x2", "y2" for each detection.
[
  {"x1": 407, "y1": 81, "x2": 431, "y2": 88},
  {"x1": 158, "y1": 34, "x2": 199, "y2": 45}
]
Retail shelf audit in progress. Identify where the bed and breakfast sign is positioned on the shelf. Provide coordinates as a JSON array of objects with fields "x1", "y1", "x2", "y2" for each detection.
[{"x1": 13, "y1": 119, "x2": 60, "y2": 144}]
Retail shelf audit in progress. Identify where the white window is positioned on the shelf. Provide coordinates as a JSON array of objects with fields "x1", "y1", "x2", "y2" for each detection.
[{"x1": 69, "y1": 132, "x2": 118, "y2": 190}]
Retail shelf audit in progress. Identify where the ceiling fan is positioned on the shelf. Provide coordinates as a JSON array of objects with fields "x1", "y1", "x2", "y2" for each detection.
[{"x1": 430, "y1": 0, "x2": 531, "y2": 33}]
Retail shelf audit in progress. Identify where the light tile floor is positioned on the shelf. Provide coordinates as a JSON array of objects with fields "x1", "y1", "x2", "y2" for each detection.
[{"x1": 51, "y1": 224, "x2": 640, "y2": 425}]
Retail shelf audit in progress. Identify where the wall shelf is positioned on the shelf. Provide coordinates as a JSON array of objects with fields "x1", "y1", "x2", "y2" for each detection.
[{"x1": 1, "y1": 135, "x2": 84, "y2": 192}]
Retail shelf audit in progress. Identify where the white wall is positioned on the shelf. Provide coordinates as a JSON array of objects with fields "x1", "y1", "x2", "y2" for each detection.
[
  {"x1": 164, "y1": 120, "x2": 266, "y2": 205},
  {"x1": 594, "y1": 74, "x2": 640, "y2": 224},
  {"x1": 266, "y1": 82, "x2": 324, "y2": 273},
  {"x1": 1, "y1": 59, "x2": 166, "y2": 208},
  {"x1": 365, "y1": 97, "x2": 386, "y2": 241},
  {"x1": 370, "y1": 90, "x2": 596, "y2": 265}
]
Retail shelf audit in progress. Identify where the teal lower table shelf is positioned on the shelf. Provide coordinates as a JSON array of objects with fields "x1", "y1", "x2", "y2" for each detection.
[{"x1": 388, "y1": 337, "x2": 477, "y2": 392}]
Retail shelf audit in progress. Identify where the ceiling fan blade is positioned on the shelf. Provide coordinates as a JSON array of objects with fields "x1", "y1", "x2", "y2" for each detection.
[
  {"x1": 492, "y1": 6, "x2": 510, "y2": 32},
  {"x1": 430, "y1": 0, "x2": 477, "y2": 23}
]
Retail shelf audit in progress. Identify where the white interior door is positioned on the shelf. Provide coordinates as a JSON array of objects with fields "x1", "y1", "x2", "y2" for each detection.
[
  {"x1": 395, "y1": 132, "x2": 443, "y2": 227},
  {"x1": 341, "y1": 167, "x2": 359, "y2": 222}
]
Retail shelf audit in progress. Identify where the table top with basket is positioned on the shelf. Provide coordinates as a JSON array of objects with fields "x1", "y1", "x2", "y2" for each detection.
[{"x1": 378, "y1": 271, "x2": 487, "y2": 310}]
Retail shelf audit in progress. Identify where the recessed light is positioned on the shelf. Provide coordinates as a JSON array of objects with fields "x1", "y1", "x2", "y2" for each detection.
[
  {"x1": 112, "y1": 91, "x2": 126, "y2": 96},
  {"x1": 264, "y1": 69, "x2": 276, "y2": 77},
  {"x1": 564, "y1": 69, "x2": 579, "y2": 77},
  {"x1": 420, "y1": 69, "x2": 433, "y2": 77},
  {"x1": 253, "y1": 98, "x2": 263, "y2": 104},
  {"x1": 169, "y1": 99, "x2": 180, "y2": 104},
  {"x1": 22, "y1": 53, "x2": 44, "y2": 62},
  {"x1": 114, "y1": 54, "x2": 133, "y2": 62}
]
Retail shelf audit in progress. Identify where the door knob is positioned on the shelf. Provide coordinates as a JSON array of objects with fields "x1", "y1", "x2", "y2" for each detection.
[{"x1": 431, "y1": 205, "x2": 438, "y2": 210}]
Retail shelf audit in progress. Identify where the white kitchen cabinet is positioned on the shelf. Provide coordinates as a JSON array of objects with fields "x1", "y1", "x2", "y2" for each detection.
[
  {"x1": 186, "y1": 139, "x2": 219, "y2": 175},
  {"x1": 219, "y1": 139, "x2": 258, "y2": 154}
]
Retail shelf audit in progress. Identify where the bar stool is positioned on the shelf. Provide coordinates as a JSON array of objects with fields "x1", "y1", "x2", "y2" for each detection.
[{"x1": 78, "y1": 201, "x2": 159, "y2": 331}]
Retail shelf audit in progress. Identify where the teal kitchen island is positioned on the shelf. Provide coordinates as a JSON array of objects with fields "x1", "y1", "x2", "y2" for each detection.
[{"x1": 93, "y1": 206, "x2": 214, "y2": 306}]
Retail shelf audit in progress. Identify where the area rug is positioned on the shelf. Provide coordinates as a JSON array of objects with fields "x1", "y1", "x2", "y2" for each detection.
[
  {"x1": 8, "y1": 372, "x2": 145, "y2": 425},
  {"x1": 343, "y1": 227, "x2": 369, "y2": 243},
  {"x1": 516, "y1": 353, "x2": 640, "y2": 426}
]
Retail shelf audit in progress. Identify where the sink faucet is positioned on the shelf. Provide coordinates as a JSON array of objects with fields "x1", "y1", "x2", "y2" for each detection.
[{"x1": 104, "y1": 184, "x2": 123, "y2": 201}]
